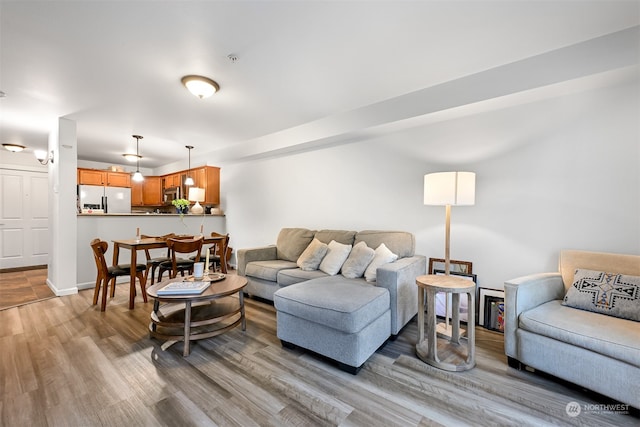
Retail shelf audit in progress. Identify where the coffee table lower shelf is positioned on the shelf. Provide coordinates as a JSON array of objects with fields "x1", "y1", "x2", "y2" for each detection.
[{"x1": 149, "y1": 298, "x2": 243, "y2": 343}]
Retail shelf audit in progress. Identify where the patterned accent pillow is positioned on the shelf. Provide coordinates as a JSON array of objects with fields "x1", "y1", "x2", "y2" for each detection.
[{"x1": 562, "y1": 268, "x2": 640, "y2": 321}]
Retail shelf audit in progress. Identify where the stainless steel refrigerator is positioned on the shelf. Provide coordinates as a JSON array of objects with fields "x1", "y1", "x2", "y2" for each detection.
[{"x1": 78, "y1": 185, "x2": 131, "y2": 213}]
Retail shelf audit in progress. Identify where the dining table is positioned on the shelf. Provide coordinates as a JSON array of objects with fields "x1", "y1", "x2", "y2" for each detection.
[{"x1": 112, "y1": 234, "x2": 227, "y2": 309}]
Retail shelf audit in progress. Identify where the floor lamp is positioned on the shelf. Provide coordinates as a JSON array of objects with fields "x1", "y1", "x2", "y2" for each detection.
[{"x1": 424, "y1": 171, "x2": 476, "y2": 332}]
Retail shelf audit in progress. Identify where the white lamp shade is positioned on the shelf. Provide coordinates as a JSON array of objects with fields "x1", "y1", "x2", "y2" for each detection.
[
  {"x1": 188, "y1": 187, "x2": 205, "y2": 202},
  {"x1": 424, "y1": 171, "x2": 475, "y2": 206}
]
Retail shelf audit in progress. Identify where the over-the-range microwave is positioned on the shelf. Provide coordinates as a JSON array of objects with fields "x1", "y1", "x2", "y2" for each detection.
[{"x1": 163, "y1": 186, "x2": 181, "y2": 204}]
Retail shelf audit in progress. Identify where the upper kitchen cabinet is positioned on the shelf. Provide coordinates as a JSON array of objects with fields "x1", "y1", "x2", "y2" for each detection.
[
  {"x1": 131, "y1": 176, "x2": 162, "y2": 206},
  {"x1": 194, "y1": 166, "x2": 220, "y2": 204},
  {"x1": 162, "y1": 166, "x2": 219, "y2": 205},
  {"x1": 163, "y1": 173, "x2": 182, "y2": 189},
  {"x1": 78, "y1": 168, "x2": 131, "y2": 188}
]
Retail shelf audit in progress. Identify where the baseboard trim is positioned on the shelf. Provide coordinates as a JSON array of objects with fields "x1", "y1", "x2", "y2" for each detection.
[{"x1": 0, "y1": 264, "x2": 47, "y2": 273}]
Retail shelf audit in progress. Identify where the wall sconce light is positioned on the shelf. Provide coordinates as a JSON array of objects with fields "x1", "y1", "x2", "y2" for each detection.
[
  {"x1": 35, "y1": 150, "x2": 54, "y2": 165},
  {"x1": 3, "y1": 143, "x2": 26, "y2": 152},
  {"x1": 181, "y1": 75, "x2": 220, "y2": 99}
]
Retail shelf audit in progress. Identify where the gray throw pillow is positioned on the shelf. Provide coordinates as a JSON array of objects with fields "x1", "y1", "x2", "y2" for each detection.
[
  {"x1": 296, "y1": 238, "x2": 328, "y2": 271},
  {"x1": 562, "y1": 268, "x2": 640, "y2": 321},
  {"x1": 341, "y1": 241, "x2": 375, "y2": 279}
]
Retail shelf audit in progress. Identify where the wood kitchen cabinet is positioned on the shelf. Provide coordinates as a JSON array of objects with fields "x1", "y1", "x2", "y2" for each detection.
[
  {"x1": 163, "y1": 173, "x2": 182, "y2": 188},
  {"x1": 162, "y1": 167, "x2": 219, "y2": 204},
  {"x1": 131, "y1": 176, "x2": 162, "y2": 206},
  {"x1": 193, "y1": 166, "x2": 220, "y2": 204},
  {"x1": 77, "y1": 168, "x2": 131, "y2": 187}
]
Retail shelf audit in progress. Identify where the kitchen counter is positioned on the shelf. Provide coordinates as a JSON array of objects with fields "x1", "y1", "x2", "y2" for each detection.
[{"x1": 78, "y1": 213, "x2": 225, "y2": 216}]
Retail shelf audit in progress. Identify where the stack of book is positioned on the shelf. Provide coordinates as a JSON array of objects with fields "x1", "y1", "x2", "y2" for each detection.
[
  {"x1": 485, "y1": 297, "x2": 505, "y2": 332},
  {"x1": 157, "y1": 280, "x2": 211, "y2": 296}
]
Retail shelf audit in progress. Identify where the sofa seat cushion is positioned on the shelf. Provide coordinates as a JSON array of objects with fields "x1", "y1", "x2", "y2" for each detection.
[
  {"x1": 274, "y1": 276, "x2": 390, "y2": 334},
  {"x1": 277, "y1": 268, "x2": 328, "y2": 287},
  {"x1": 246, "y1": 259, "x2": 298, "y2": 282},
  {"x1": 519, "y1": 300, "x2": 640, "y2": 367}
]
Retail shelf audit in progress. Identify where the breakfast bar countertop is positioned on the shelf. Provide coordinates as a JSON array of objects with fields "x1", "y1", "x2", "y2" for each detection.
[
  {"x1": 76, "y1": 212, "x2": 227, "y2": 287},
  {"x1": 78, "y1": 213, "x2": 225, "y2": 216}
]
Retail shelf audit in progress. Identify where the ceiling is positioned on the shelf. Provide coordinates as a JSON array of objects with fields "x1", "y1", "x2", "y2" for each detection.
[{"x1": 1, "y1": 1, "x2": 638, "y2": 169}]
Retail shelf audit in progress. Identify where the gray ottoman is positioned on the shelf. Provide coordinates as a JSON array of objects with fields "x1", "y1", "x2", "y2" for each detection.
[{"x1": 273, "y1": 275, "x2": 391, "y2": 373}]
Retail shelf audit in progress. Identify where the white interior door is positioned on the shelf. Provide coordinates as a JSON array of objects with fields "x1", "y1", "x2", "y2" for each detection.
[{"x1": 0, "y1": 169, "x2": 49, "y2": 269}]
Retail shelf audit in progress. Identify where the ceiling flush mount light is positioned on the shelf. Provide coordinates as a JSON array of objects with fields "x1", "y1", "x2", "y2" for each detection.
[
  {"x1": 122, "y1": 153, "x2": 142, "y2": 162},
  {"x1": 184, "y1": 145, "x2": 194, "y2": 186},
  {"x1": 35, "y1": 150, "x2": 54, "y2": 165},
  {"x1": 3, "y1": 143, "x2": 26, "y2": 152},
  {"x1": 181, "y1": 75, "x2": 219, "y2": 99},
  {"x1": 132, "y1": 135, "x2": 144, "y2": 182}
]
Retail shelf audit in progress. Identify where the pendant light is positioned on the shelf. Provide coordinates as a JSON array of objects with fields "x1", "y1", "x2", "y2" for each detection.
[
  {"x1": 132, "y1": 135, "x2": 144, "y2": 182},
  {"x1": 184, "y1": 145, "x2": 194, "y2": 186}
]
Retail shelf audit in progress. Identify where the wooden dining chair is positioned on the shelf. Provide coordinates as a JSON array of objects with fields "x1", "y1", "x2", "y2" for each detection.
[
  {"x1": 141, "y1": 233, "x2": 175, "y2": 285},
  {"x1": 90, "y1": 238, "x2": 147, "y2": 311},
  {"x1": 157, "y1": 236, "x2": 204, "y2": 280},
  {"x1": 189, "y1": 232, "x2": 229, "y2": 273},
  {"x1": 209, "y1": 232, "x2": 230, "y2": 273}
]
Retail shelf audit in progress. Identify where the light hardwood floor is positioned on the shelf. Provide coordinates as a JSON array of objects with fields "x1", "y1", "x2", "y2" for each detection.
[
  {"x1": 0, "y1": 267, "x2": 53, "y2": 311},
  {"x1": 0, "y1": 283, "x2": 637, "y2": 426}
]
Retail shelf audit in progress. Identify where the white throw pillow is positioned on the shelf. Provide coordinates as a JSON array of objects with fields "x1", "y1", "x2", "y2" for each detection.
[
  {"x1": 341, "y1": 241, "x2": 375, "y2": 279},
  {"x1": 296, "y1": 238, "x2": 328, "y2": 271},
  {"x1": 364, "y1": 243, "x2": 398, "y2": 282},
  {"x1": 319, "y1": 240, "x2": 352, "y2": 275}
]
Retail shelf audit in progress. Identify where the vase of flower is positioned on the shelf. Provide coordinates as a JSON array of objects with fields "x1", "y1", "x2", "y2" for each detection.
[{"x1": 171, "y1": 198, "x2": 190, "y2": 216}]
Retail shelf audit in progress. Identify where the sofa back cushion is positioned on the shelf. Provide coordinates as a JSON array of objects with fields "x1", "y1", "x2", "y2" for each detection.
[
  {"x1": 314, "y1": 229, "x2": 357, "y2": 246},
  {"x1": 277, "y1": 228, "x2": 316, "y2": 262},
  {"x1": 559, "y1": 250, "x2": 640, "y2": 291},
  {"x1": 354, "y1": 230, "x2": 415, "y2": 259}
]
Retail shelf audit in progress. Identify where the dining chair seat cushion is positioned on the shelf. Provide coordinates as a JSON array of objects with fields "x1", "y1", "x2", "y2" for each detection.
[
  {"x1": 111, "y1": 264, "x2": 147, "y2": 274},
  {"x1": 160, "y1": 258, "x2": 194, "y2": 267},
  {"x1": 147, "y1": 256, "x2": 171, "y2": 265}
]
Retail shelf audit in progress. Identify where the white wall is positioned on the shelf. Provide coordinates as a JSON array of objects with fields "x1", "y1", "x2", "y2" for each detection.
[
  {"x1": 77, "y1": 159, "x2": 154, "y2": 176},
  {"x1": 220, "y1": 80, "x2": 639, "y2": 290}
]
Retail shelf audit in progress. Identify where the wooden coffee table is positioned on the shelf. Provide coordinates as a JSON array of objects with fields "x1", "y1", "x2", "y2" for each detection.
[{"x1": 146, "y1": 274, "x2": 248, "y2": 356}]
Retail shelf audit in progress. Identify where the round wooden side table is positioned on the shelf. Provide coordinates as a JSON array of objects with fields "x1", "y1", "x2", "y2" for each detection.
[{"x1": 415, "y1": 274, "x2": 476, "y2": 371}]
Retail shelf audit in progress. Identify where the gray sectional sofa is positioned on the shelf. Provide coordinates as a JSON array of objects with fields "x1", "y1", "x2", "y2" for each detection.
[
  {"x1": 505, "y1": 249, "x2": 640, "y2": 408},
  {"x1": 237, "y1": 228, "x2": 426, "y2": 373}
]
